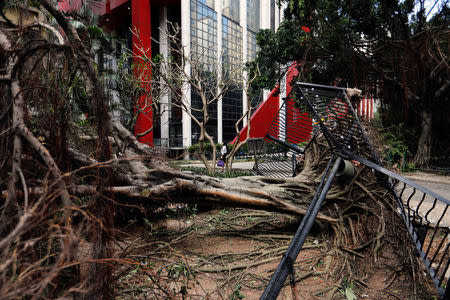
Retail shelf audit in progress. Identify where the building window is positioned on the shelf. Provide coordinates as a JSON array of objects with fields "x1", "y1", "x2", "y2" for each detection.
[
  {"x1": 222, "y1": 16, "x2": 243, "y2": 142},
  {"x1": 191, "y1": 92, "x2": 218, "y2": 143},
  {"x1": 222, "y1": 16, "x2": 242, "y2": 82},
  {"x1": 247, "y1": 29, "x2": 258, "y2": 61},
  {"x1": 190, "y1": 0, "x2": 219, "y2": 143},
  {"x1": 246, "y1": 0, "x2": 259, "y2": 32},
  {"x1": 222, "y1": 0, "x2": 239, "y2": 23},
  {"x1": 246, "y1": 0, "x2": 259, "y2": 61},
  {"x1": 270, "y1": 0, "x2": 275, "y2": 32},
  {"x1": 198, "y1": 0, "x2": 214, "y2": 8},
  {"x1": 190, "y1": 0, "x2": 217, "y2": 70},
  {"x1": 222, "y1": 87, "x2": 242, "y2": 143}
]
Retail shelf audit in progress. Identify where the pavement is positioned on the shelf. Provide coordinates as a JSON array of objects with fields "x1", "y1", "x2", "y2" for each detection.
[
  {"x1": 403, "y1": 172, "x2": 450, "y2": 199},
  {"x1": 401, "y1": 172, "x2": 450, "y2": 227}
]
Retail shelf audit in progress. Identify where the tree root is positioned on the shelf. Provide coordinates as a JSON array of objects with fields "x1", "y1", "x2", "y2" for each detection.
[{"x1": 197, "y1": 256, "x2": 282, "y2": 273}]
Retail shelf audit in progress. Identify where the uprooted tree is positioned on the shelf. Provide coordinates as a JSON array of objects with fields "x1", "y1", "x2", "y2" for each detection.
[{"x1": 0, "y1": 1, "x2": 435, "y2": 299}]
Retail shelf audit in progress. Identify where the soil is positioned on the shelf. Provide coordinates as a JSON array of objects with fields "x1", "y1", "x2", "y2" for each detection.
[{"x1": 113, "y1": 206, "x2": 438, "y2": 299}]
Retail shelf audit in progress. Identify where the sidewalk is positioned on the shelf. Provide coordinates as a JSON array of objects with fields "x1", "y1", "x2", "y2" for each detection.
[
  {"x1": 396, "y1": 171, "x2": 450, "y2": 227},
  {"x1": 403, "y1": 171, "x2": 450, "y2": 185}
]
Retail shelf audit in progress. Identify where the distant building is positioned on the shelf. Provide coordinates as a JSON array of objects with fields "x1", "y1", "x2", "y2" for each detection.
[{"x1": 59, "y1": 0, "x2": 284, "y2": 149}]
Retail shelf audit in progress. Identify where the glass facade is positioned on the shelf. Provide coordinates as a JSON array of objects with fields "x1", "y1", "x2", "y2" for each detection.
[
  {"x1": 198, "y1": 0, "x2": 214, "y2": 8},
  {"x1": 270, "y1": 0, "x2": 275, "y2": 32},
  {"x1": 190, "y1": 0, "x2": 219, "y2": 143},
  {"x1": 222, "y1": 87, "x2": 242, "y2": 142},
  {"x1": 190, "y1": 0, "x2": 217, "y2": 71},
  {"x1": 165, "y1": 3, "x2": 183, "y2": 147},
  {"x1": 222, "y1": 16, "x2": 242, "y2": 82},
  {"x1": 222, "y1": 16, "x2": 243, "y2": 142},
  {"x1": 247, "y1": 0, "x2": 259, "y2": 61},
  {"x1": 191, "y1": 92, "x2": 218, "y2": 144},
  {"x1": 247, "y1": 30, "x2": 258, "y2": 61},
  {"x1": 183, "y1": 0, "x2": 267, "y2": 145},
  {"x1": 246, "y1": 0, "x2": 259, "y2": 31},
  {"x1": 222, "y1": 0, "x2": 239, "y2": 22}
]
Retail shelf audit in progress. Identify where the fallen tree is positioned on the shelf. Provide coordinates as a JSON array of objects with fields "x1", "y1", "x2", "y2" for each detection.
[{"x1": 0, "y1": 1, "x2": 436, "y2": 299}]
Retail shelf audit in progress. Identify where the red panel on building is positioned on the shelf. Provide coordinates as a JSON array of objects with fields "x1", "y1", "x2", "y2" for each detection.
[
  {"x1": 284, "y1": 63, "x2": 312, "y2": 143},
  {"x1": 234, "y1": 63, "x2": 313, "y2": 145},
  {"x1": 233, "y1": 86, "x2": 280, "y2": 143},
  {"x1": 132, "y1": 0, "x2": 153, "y2": 146}
]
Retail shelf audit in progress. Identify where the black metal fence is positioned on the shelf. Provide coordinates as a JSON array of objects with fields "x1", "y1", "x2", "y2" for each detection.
[
  {"x1": 259, "y1": 82, "x2": 450, "y2": 299},
  {"x1": 250, "y1": 93, "x2": 315, "y2": 178},
  {"x1": 353, "y1": 156, "x2": 450, "y2": 299}
]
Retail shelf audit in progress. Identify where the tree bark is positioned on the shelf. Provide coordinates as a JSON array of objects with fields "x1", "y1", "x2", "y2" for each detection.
[{"x1": 414, "y1": 109, "x2": 432, "y2": 168}]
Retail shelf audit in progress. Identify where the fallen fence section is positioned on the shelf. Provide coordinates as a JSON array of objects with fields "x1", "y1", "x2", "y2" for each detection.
[
  {"x1": 344, "y1": 152, "x2": 450, "y2": 299},
  {"x1": 260, "y1": 82, "x2": 450, "y2": 299}
]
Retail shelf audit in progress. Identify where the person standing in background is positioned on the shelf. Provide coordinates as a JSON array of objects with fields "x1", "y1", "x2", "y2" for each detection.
[{"x1": 218, "y1": 143, "x2": 227, "y2": 171}]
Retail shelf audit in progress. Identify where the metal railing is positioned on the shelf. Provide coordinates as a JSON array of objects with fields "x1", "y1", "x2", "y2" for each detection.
[
  {"x1": 261, "y1": 155, "x2": 343, "y2": 298},
  {"x1": 392, "y1": 178, "x2": 450, "y2": 298},
  {"x1": 347, "y1": 154, "x2": 450, "y2": 299},
  {"x1": 250, "y1": 93, "x2": 314, "y2": 178},
  {"x1": 260, "y1": 82, "x2": 450, "y2": 299}
]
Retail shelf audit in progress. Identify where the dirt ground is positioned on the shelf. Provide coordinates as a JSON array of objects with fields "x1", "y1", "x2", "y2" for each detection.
[{"x1": 113, "y1": 206, "x2": 438, "y2": 299}]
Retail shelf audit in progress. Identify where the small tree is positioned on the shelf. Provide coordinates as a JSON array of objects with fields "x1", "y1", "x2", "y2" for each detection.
[
  {"x1": 133, "y1": 24, "x2": 234, "y2": 175},
  {"x1": 225, "y1": 65, "x2": 260, "y2": 172},
  {"x1": 112, "y1": 50, "x2": 168, "y2": 145}
]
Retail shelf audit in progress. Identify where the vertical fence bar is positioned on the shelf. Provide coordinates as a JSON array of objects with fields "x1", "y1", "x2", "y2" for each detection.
[{"x1": 261, "y1": 156, "x2": 342, "y2": 299}]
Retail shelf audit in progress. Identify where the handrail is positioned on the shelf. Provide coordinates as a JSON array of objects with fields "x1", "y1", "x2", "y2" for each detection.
[{"x1": 259, "y1": 82, "x2": 450, "y2": 299}]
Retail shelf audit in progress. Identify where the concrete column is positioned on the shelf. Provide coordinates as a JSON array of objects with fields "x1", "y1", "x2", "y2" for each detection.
[
  {"x1": 159, "y1": 6, "x2": 169, "y2": 147},
  {"x1": 260, "y1": 1, "x2": 271, "y2": 102},
  {"x1": 241, "y1": 0, "x2": 248, "y2": 127},
  {"x1": 260, "y1": 0, "x2": 270, "y2": 30},
  {"x1": 181, "y1": 0, "x2": 192, "y2": 148},
  {"x1": 216, "y1": 0, "x2": 223, "y2": 144},
  {"x1": 276, "y1": 2, "x2": 286, "y2": 30},
  {"x1": 275, "y1": 1, "x2": 281, "y2": 29}
]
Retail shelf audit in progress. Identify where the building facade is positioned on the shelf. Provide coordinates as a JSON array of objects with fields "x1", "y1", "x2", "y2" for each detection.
[
  {"x1": 162, "y1": 0, "x2": 284, "y2": 148},
  {"x1": 60, "y1": 0, "x2": 284, "y2": 149}
]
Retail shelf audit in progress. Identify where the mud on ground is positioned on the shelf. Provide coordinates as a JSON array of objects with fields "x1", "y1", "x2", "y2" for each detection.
[{"x1": 113, "y1": 206, "x2": 437, "y2": 299}]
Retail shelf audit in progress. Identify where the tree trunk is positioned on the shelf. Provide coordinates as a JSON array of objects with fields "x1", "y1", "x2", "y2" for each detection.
[{"x1": 414, "y1": 109, "x2": 432, "y2": 168}]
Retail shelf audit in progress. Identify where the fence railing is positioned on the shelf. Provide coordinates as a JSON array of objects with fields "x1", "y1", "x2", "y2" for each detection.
[
  {"x1": 249, "y1": 92, "x2": 314, "y2": 178},
  {"x1": 260, "y1": 82, "x2": 450, "y2": 299},
  {"x1": 349, "y1": 154, "x2": 450, "y2": 298}
]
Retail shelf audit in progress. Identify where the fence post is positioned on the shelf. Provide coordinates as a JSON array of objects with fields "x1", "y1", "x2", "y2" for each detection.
[{"x1": 261, "y1": 156, "x2": 342, "y2": 299}]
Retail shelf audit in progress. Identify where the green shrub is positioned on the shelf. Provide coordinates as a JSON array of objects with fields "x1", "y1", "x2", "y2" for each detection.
[
  {"x1": 403, "y1": 162, "x2": 416, "y2": 173},
  {"x1": 239, "y1": 142, "x2": 248, "y2": 154},
  {"x1": 187, "y1": 142, "x2": 222, "y2": 154},
  {"x1": 187, "y1": 143, "x2": 199, "y2": 154},
  {"x1": 380, "y1": 123, "x2": 416, "y2": 167},
  {"x1": 382, "y1": 132, "x2": 409, "y2": 163},
  {"x1": 181, "y1": 167, "x2": 252, "y2": 178}
]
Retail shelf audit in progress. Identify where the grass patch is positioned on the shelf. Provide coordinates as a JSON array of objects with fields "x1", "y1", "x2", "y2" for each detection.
[{"x1": 181, "y1": 166, "x2": 253, "y2": 178}]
